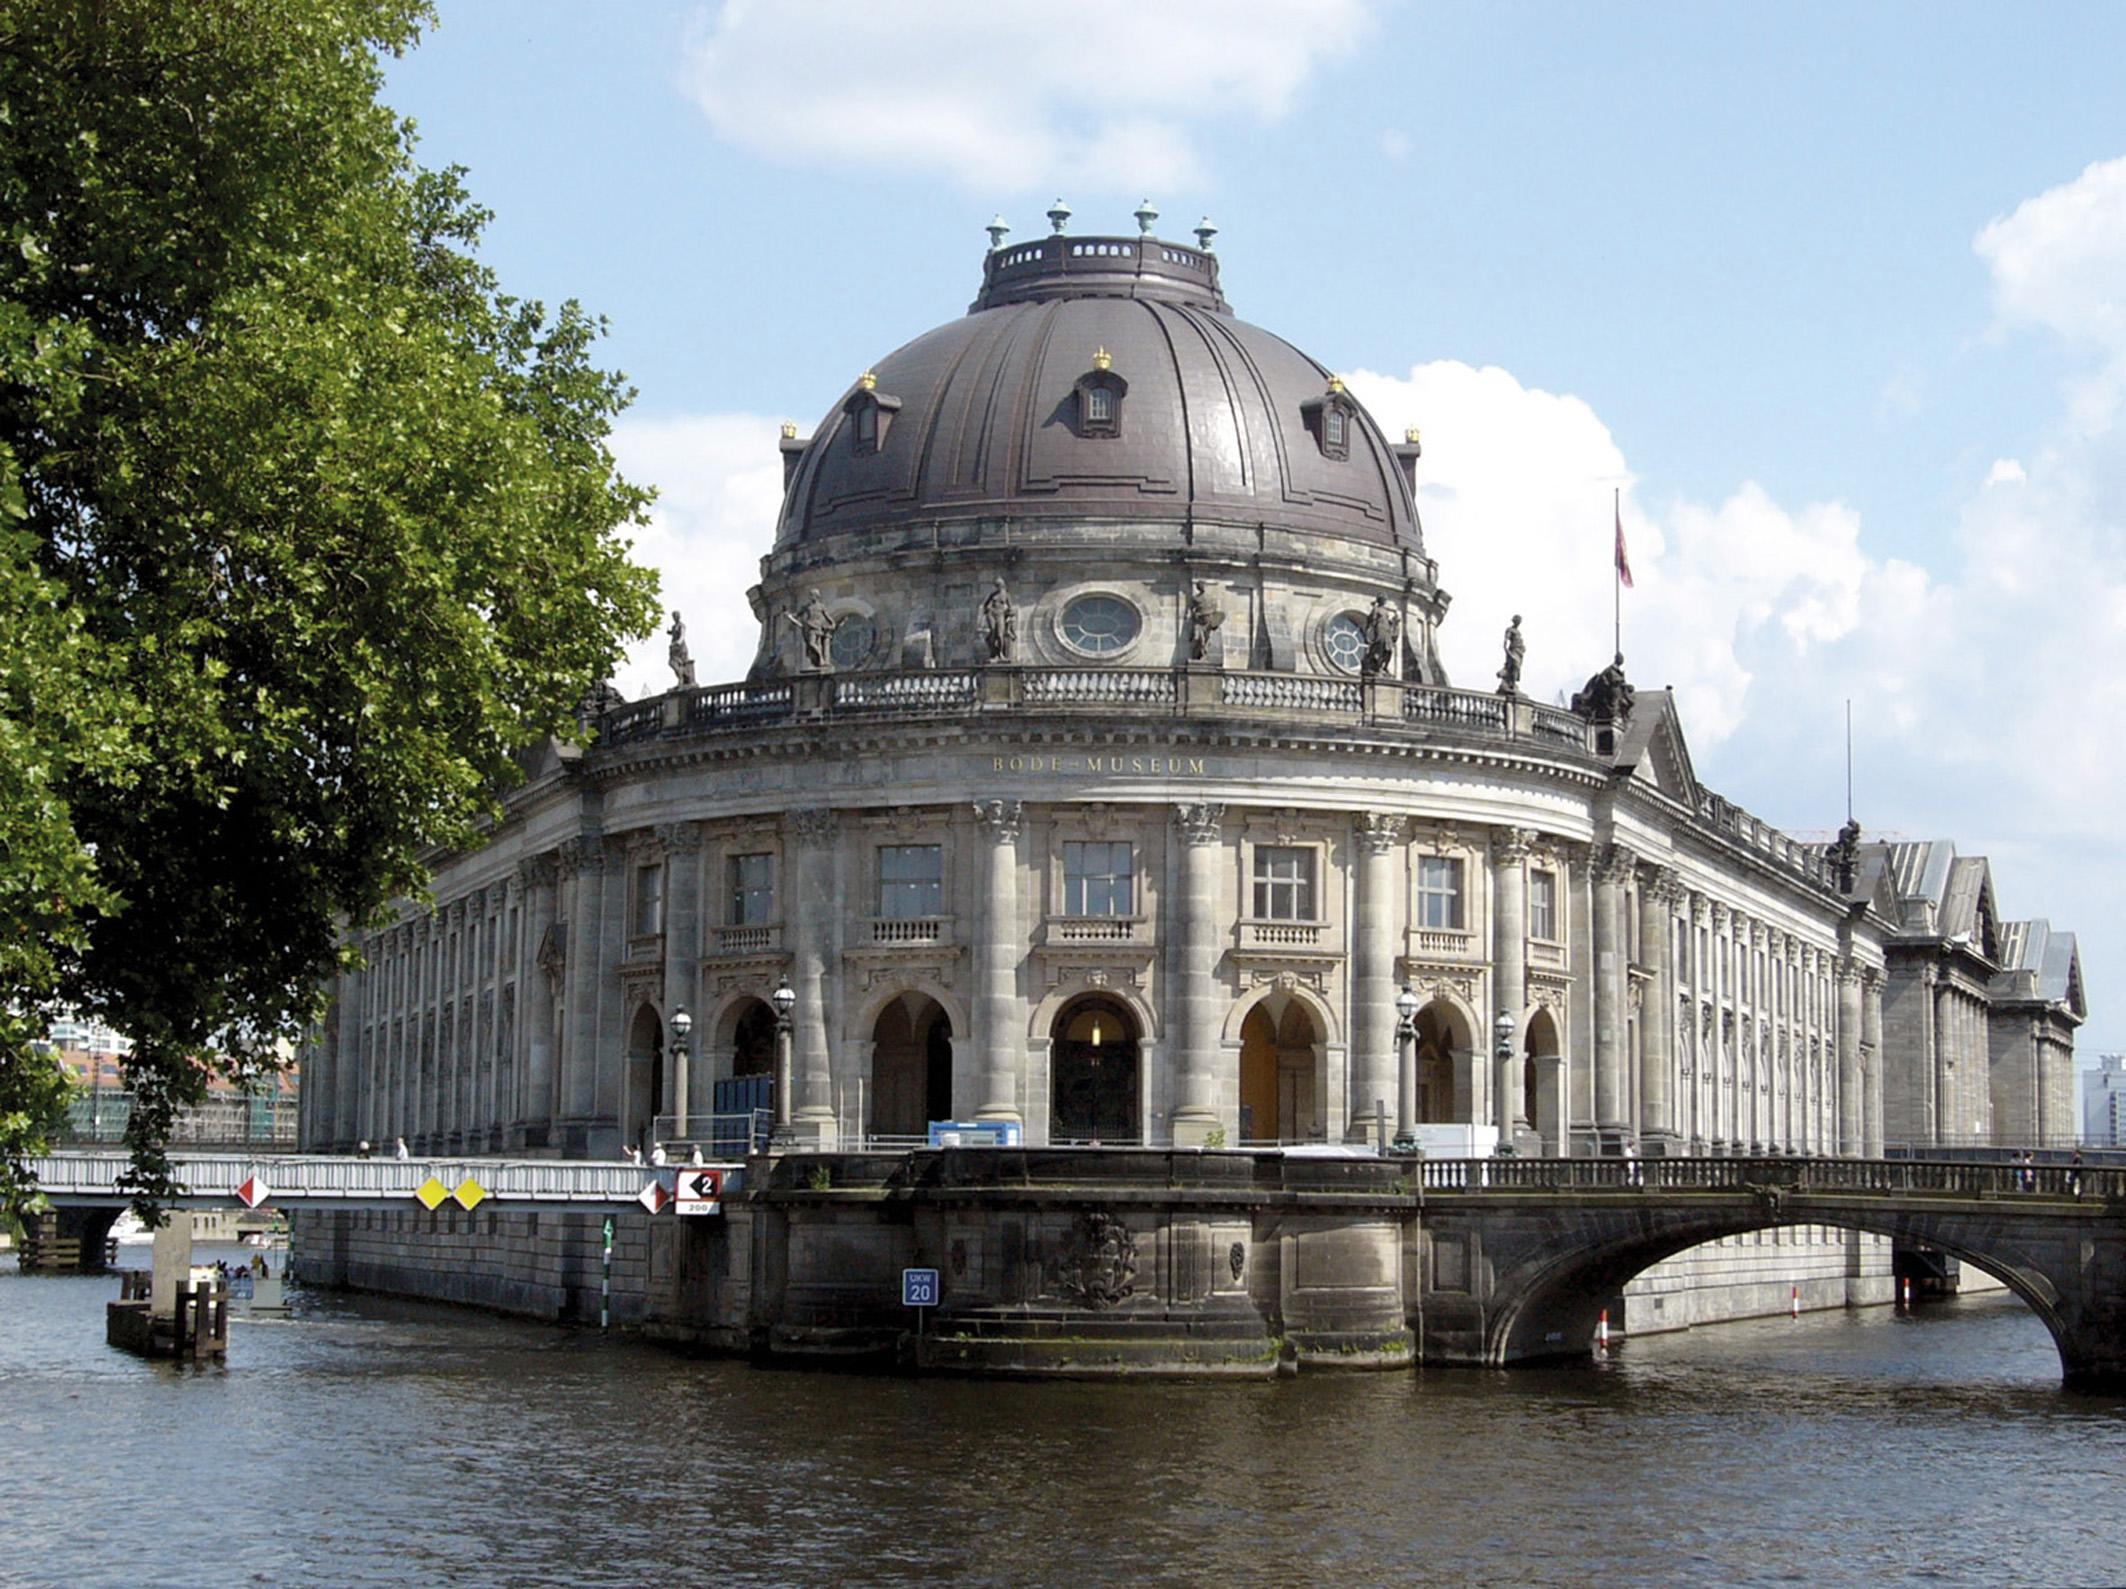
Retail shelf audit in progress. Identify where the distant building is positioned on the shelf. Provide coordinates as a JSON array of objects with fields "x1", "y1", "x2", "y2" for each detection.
[{"x1": 2086, "y1": 1056, "x2": 2126, "y2": 1148}]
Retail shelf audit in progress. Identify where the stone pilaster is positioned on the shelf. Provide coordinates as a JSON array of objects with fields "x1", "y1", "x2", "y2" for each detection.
[
  {"x1": 1172, "y1": 802, "x2": 1225, "y2": 1146},
  {"x1": 658, "y1": 822, "x2": 704, "y2": 1135},
  {"x1": 1353, "y1": 813, "x2": 1405, "y2": 1141},
  {"x1": 558, "y1": 837, "x2": 606, "y2": 1135},
  {"x1": 1836, "y1": 957, "x2": 1864, "y2": 1156},
  {"x1": 1592, "y1": 844, "x2": 1635, "y2": 1149},
  {"x1": 1490, "y1": 826, "x2": 1534, "y2": 1141},
  {"x1": 514, "y1": 853, "x2": 559, "y2": 1143},
  {"x1": 787, "y1": 807, "x2": 840, "y2": 1147},
  {"x1": 1862, "y1": 969, "x2": 1885, "y2": 1157},
  {"x1": 1638, "y1": 867, "x2": 1677, "y2": 1149},
  {"x1": 972, "y1": 799, "x2": 1025, "y2": 1128}
]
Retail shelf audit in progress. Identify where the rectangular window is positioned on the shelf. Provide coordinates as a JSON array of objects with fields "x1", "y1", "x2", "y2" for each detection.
[
  {"x1": 1085, "y1": 387, "x2": 1111, "y2": 423},
  {"x1": 728, "y1": 852, "x2": 774, "y2": 925},
  {"x1": 1326, "y1": 409, "x2": 1346, "y2": 447},
  {"x1": 1253, "y1": 846, "x2": 1317, "y2": 921},
  {"x1": 878, "y1": 844, "x2": 943, "y2": 919},
  {"x1": 1062, "y1": 841, "x2": 1133, "y2": 916},
  {"x1": 1415, "y1": 855, "x2": 1464, "y2": 930},
  {"x1": 633, "y1": 863, "x2": 663, "y2": 937},
  {"x1": 1529, "y1": 870, "x2": 1558, "y2": 942}
]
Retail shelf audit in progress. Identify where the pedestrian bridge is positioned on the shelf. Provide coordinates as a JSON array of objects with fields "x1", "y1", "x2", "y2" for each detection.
[
  {"x1": 1404, "y1": 1154, "x2": 2125, "y2": 1390},
  {"x1": 29, "y1": 1151, "x2": 665, "y2": 1211}
]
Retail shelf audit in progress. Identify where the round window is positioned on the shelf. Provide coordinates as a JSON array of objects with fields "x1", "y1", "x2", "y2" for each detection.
[
  {"x1": 830, "y1": 613, "x2": 876, "y2": 670},
  {"x1": 1324, "y1": 612, "x2": 1367, "y2": 674},
  {"x1": 1060, "y1": 594, "x2": 1141, "y2": 657}
]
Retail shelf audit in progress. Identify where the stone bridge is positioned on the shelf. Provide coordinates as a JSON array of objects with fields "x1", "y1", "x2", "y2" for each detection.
[{"x1": 1413, "y1": 1156, "x2": 2126, "y2": 1390}]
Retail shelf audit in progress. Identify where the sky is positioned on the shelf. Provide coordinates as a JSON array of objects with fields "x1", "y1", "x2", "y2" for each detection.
[{"x1": 384, "y1": 1, "x2": 2126, "y2": 1066}]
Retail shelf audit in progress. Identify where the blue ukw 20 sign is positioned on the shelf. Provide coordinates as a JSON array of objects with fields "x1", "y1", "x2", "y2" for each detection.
[{"x1": 902, "y1": 1267, "x2": 940, "y2": 1308}]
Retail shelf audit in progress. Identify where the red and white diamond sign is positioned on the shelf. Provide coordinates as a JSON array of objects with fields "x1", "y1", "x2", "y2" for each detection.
[
  {"x1": 637, "y1": 1179, "x2": 672, "y2": 1214},
  {"x1": 236, "y1": 1175, "x2": 270, "y2": 1209}
]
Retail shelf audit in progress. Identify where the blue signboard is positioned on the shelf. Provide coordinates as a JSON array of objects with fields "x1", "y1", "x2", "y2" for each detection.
[
  {"x1": 926, "y1": 1119, "x2": 1022, "y2": 1147},
  {"x1": 902, "y1": 1267, "x2": 940, "y2": 1308}
]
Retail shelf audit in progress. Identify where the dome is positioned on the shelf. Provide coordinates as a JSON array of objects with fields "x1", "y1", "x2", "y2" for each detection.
[{"x1": 776, "y1": 233, "x2": 1423, "y2": 552}]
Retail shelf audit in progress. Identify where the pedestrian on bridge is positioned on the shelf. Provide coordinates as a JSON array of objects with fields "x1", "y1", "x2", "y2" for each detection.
[{"x1": 394, "y1": 1137, "x2": 409, "y2": 1161}]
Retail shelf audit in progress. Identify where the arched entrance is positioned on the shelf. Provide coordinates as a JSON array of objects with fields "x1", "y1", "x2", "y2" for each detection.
[
  {"x1": 726, "y1": 998, "x2": 776, "y2": 1078},
  {"x1": 1416, "y1": 999, "x2": 1470, "y2": 1123},
  {"x1": 1240, "y1": 998, "x2": 1324, "y2": 1142},
  {"x1": 625, "y1": 1003, "x2": 663, "y2": 1153},
  {"x1": 1525, "y1": 1007, "x2": 1562, "y2": 1152},
  {"x1": 1050, "y1": 996, "x2": 1141, "y2": 1143},
  {"x1": 872, "y1": 993, "x2": 953, "y2": 1138}
]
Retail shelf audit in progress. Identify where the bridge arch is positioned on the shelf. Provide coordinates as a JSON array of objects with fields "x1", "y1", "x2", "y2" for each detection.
[{"x1": 1473, "y1": 1203, "x2": 2073, "y2": 1379}]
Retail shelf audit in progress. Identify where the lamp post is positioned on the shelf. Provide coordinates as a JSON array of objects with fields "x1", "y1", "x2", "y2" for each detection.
[
  {"x1": 1494, "y1": 1010, "x2": 1518, "y2": 1155},
  {"x1": 669, "y1": 1005, "x2": 693, "y2": 1147},
  {"x1": 770, "y1": 976, "x2": 797, "y2": 1149},
  {"x1": 1394, "y1": 986, "x2": 1420, "y2": 1151}
]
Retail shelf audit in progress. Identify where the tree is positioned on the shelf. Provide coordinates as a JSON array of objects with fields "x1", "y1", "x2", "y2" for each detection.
[{"x1": 0, "y1": 0, "x2": 660, "y2": 1215}]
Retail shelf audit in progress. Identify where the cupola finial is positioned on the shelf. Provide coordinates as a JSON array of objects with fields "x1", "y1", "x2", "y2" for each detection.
[
  {"x1": 1193, "y1": 217, "x2": 1218, "y2": 252},
  {"x1": 1092, "y1": 347, "x2": 1112, "y2": 372},
  {"x1": 1047, "y1": 197, "x2": 1072, "y2": 234},
  {"x1": 1134, "y1": 198, "x2": 1159, "y2": 236},
  {"x1": 985, "y1": 214, "x2": 1010, "y2": 253}
]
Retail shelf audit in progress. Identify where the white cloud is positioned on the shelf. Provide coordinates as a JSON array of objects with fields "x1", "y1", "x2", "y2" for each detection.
[
  {"x1": 1976, "y1": 154, "x2": 2126, "y2": 353},
  {"x1": 680, "y1": 0, "x2": 1374, "y2": 191},
  {"x1": 1985, "y1": 457, "x2": 2027, "y2": 486},
  {"x1": 606, "y1": 413, "x2": 787, "y2": 699}
]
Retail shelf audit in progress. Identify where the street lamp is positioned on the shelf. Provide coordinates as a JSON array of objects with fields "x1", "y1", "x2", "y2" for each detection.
[
  {"x1": 669, "y1": 1006, "x2": 693, "y2": 1146},
  {"x1": 770, "y1": 977, "x2": 797, "y2": 1146},
  {"x1": 1394, "y1": 986, "x2": 1421, "y2": 1150},
  {"x1": 1494, "y1": 1010, "x2": 1518, "y2": 1156}
]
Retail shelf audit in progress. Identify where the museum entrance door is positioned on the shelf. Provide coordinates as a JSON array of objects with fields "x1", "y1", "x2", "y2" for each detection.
[
  {"x1": 1416, "y1": 999, "x2": 1469, "y2": 1123},
  {"x1": 1050, "y1": 996, "x2": 1141, "y2": 1144},
  {"x1": 1239, "y1": 1000, "x2": 1322, "y2": 1142},
  {"x1": 871, "y1": 994, "x2": 953, "y2": 1139}
]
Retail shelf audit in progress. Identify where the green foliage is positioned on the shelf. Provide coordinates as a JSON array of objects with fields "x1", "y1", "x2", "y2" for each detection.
[{"x1": 0, "y1": 1, "x2": 660, "y2": 1216}]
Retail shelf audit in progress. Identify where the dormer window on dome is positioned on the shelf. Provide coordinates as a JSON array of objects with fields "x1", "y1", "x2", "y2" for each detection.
[
  {"x1": 1302, "y1": 375, "x2": 1360, "y2": 462},
  {"x1": 844, "y1": 371, "x2": 903, "y2": 457},
  {"x1": 1073, "y1": 349, "x2": 1128, "y2": 440}
]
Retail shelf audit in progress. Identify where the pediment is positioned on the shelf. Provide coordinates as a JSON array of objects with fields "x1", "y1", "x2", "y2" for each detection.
[{"x1": 1616, "y1": 690, "x2": 1698, "y2": 805}]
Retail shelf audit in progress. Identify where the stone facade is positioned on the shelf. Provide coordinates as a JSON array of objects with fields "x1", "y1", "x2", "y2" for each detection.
[{"x1": 296, "y1": 227, "x2": 2083, "y2": 1346}]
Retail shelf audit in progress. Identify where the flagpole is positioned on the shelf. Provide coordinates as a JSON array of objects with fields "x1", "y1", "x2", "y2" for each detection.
[{"x1": 1613, "y1": 486, "x2": 1621, "y2": 659}]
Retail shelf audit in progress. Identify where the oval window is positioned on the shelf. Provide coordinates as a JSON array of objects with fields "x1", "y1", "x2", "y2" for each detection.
[
  {"x1": 1060, "y1": 594, "x2": 1141, "y2": 657},
  {"x1": 831, "y1": 613, "x2": 876, "y2": 670},
  {"x1": 1324, "y1": 612, "x2": 1367, "y2": 674}
]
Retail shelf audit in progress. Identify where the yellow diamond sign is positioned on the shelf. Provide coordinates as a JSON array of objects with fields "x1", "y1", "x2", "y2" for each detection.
[
  {"x1": 453, "y1": 1177, "x2": 487, "y2": 1212},
  {"x1": 414, "y1": 1175, "x2": 450, "y2": 1211}
]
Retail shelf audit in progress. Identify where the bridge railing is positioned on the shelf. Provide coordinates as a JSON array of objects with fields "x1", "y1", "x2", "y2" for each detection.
[
  {"x1": 1418, "y1": 1156, "x2": 2120, "y2": 1200},
  {"x1": 28, "y1": 1152, "x2": 665, "y2": 1206}
]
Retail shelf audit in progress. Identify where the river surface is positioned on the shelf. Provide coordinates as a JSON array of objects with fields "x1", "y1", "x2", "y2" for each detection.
[{"x1": 3, "y1": 1250, "x2": 2122, "y2": 1587}]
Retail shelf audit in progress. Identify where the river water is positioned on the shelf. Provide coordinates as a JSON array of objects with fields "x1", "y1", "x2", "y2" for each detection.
[{"x1": 4, "y1": 1251, "x2": 2122, "y2": 1587}]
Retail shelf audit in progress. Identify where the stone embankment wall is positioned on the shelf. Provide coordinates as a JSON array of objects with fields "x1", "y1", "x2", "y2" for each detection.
[{"x1": 1623, "y1": 1228, "x2": 1893, "y2": 1333}]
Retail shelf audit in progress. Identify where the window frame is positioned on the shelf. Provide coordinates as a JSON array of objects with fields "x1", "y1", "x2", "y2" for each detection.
[
  {"x1": 1528, "y1": 868, "x2": 1559, "y2": 943},
  {"x1": 1252, "y1": 844, "x2": 1319, "y2": 923},
  {"x1": 633, "y1": 861, "x2": 664, "y2": 939},
  {"x1": 1415, "y1": 854, "x2": 1465, "y2": 931},
  {"x1": 1061, "y1": 840, "x2": 1135, "y2": 918},
  {"x1": 728, "y1": 851, "x2": 775, "y2": 927},
  {"x1": 876, "y1": 843, "x2": 944, "y2": 920}
]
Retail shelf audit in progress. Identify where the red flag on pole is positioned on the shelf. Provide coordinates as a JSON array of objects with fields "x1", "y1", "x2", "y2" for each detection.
[{"x1": 1614, "y1": 492, "x2": 1634, "y2": 590}]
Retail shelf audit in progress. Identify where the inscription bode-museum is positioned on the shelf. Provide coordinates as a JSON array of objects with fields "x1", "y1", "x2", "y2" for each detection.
[{"x1": 992, "y1": 748, "x2": 1212, "y2": 777}]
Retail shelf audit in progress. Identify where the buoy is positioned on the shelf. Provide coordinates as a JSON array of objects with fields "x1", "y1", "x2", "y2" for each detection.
[
  {"x1": 1790, "y1": 1284, "x2": 1800, "y2": 1320},
  {"x1": 1596, "y1": 1308, "x2": 1611, "y2": 1351},
  {"x1": 1900, "y1": 1276, "x2": 1912, "y2": 1310}
]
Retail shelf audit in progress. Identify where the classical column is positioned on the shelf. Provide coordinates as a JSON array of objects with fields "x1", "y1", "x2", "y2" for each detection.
[
  {"x1": 1592, "y1": 844, "x2": 1634, "y2": 1150},
  {"x1": 972, "y1": 799, "x2": 1025, "y2": 1128},
  {"x1": 514, "y1": 854, "x2": 559, "y2": 1142},
  {"x1": 1836, "y1": 956, "x2": 1865, "y2": 1156},
  {"x1": 1862, "y1": 969, "x2": 1879, "y2": 1157},
  {"x1": 1353, "y1": 813, "x2": 1405, "y2": 1141},
  {"x1": 1490, "y1": 826, "x2": 1534, "y2": 1142},
  {"x1": 1172, "y1": 802, "x2": 1225, "y2": 1146},
  {"x1": 1638, "y1": 867, "x2": 1676, "y2": 1149},
  {"x1": 560, "y1": 837, "x2": 606, "y2": 1134},
  {"x1": 659, "y1": 822, "x2": 704, "y2": 1136},
  {"x1": 788, "y1": 807, "x2": 840, "y2": 1147},
  {"x1": 1923, "y1": 963, "x2": 1947, "y2": 1146}
]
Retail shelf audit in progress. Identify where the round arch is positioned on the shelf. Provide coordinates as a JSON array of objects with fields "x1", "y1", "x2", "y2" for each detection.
[
  {"x1": 1488, "y1": 1210, "x2": 2071, "y2": 1377},
  {"x1": 1049, "y1": 993, "x2": 1143, "y2": 1144},
  {"x1": 1028, "y1": 979, "x2": 1160, "y2": 1046},
  {"x1": 852, "y1": 979, "x2": 970, "y2": 1048},
  {"x1": 869, "y1": 990, "x2": 956, "y2": 1138},
  {"x1": 1220, "y1": 981, "x2": 1342, "y2": 1049},
  {"x1": 1414, "y1": 994, "x2": 1474, "y2": 1125},
  {"x1": 1238, "y1": 997, "x2": 1329, "y2": 1143},
  {"x1": 1523, "y1": 1004, "x2": 1563, "y2": 1151},
  {"x1": 623, "y1": 1001, "x2": 664, "y2": 1155}
]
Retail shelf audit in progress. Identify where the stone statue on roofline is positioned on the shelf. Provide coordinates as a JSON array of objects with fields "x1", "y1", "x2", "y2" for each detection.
[
  {"x1": 1570, "y1": 652, "x2": 1635, "y2": 726},
  {"x1": 667, "y1": 610, "x2": 696, "y2": 688},
  {"x1": 1361, "y1": 594, "x2": 1401, "y2": 679},
  {"x1": 1826, "y1": 817, "x2": 1862, "y2": 892},
  {"x1": 982, "y1": 576, "x2": 1018, "y2": 663},
  {"x1": 1188, "y1": 579, "x2": 1226, "y2": 663},
  {"x1": 783, "y1": 589, "x2": 840, "y2": 671},
  {"x1": 1497, "y1": 614, "x2": 1525, "y2": 696}
]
